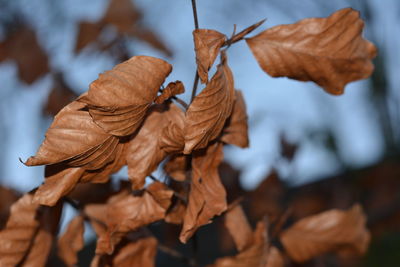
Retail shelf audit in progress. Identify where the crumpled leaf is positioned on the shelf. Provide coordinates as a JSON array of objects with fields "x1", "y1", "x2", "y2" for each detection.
[
  {"x1": 25, "y1": 100, "x2": 118, "y2": 169},
  {"x1": 90, "y1": 182, "x2": 172, "y2": 254},
  {"x1": 0, "y1": 26, "x2": 49, "y2": 84},
  {"x1": 159, "y1": 116, "x2": 185, "y2": 154},
  {"x1": 58, "y1": 215, "x2": 85, "y2": 267},
  {"x1": 164, "y1": 154, "x2": 189, "y2": 182},
  {"x1": 90, "y1": 230, "x2": 157, "y2": 267},
  {"x1": 75, "y1": 21, "x2": 104, "y2": 52},
  {"x1": 224, "y1": 204, "x2": 253, "y2": 252},
  {"x1": 209, "y1": 220, "x2": 284, "y2": 267},
  {"x1": 246, "y1": 8, "x2": 377, "y2": 95},
  {"x1": 155, "y1": 81, "x2": 185, "y2": 104},
  {"x1": 0, "y1": 193, "x2": 62, "y2": 267},
  {"x1": 33, "y1": 142, "x2": 127, "y2": 206},
  {"x1": 184, "y1": 56, "x2": 235, "y2": 154},
  {"x1": 280, "y1": 204, "x2": 370, "y2": 263},
  {"x1": 126, "y1": 103, "x2": 185, "y2": 189},
  {"x1": 221, "y1": 90, "x2": 249, "y2": 148},
  {"x1": 193, "y1": 29, "x2": 226, "y2": 83},
  {"x1": 180, "y1": 142, "x2": 227, "y2": 243},
  {"x1": 79, "y1": 56, "x2": 172, "y2": 136},
  {"x1": 0, "y1": 186, "x2": 19, "y2": 229}
]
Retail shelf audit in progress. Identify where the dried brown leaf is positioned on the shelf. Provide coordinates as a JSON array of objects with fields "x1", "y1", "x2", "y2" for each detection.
[
  {"x1": 0, "y1": 26, "x2": 49, "y2": 84},
  {"x1": 180, "y1": 142, "x2": 227, "y2": 243},
  {"x1": 209, "y1": 221, "x2": 284, "y2": 267},
  {"x1": 224, "y1": 204, "x2": 253, "y2": 252},
  {"x1": 155, "y1": 81, "x2": 185, "y2": 104},
  {"x1": 79, "y1": 56, "x2": 172, "y2": 136},
  {"x1": 0, "y1": 193, "x2": 62, "y2": 267},
  {"x1": 26, "y1": 100, "x2": 118, "y2": 169},
  {"x1": 246, "y1": 8, "x2": 377, "y2": 95},
  {"x1": 184, "y1": 57, "x2": 235, "y2": 154},
  {"x1": 221, "y1": 90, "x2": 249, "y2": 148},
  {"x1": 229, "y1": 19, "x2": 266, "y2": 44},
  {"x1": 75, "y1": 21, "x2": 104, "y2": 52},
  {"x1": 93, "y1": 182, "x2": 172, "y2": 254},
  {"x1": 164, "y1": 154, "x2": 189, "y2": 182},
  {"x1": 131, "y1": 28, "x2": 173, "y2": 57},
  {"x1": 280, "y1": 204, "x2": 370, "y2": 263},
  {"x1": 34, "y1": 142, "x2": 127, "y2": 206},
  {"x1": 193, "y1": 29, "x2": 226, "y2": 83},
  {"x1": 43, "y1": 73, "x2": 78, "y2": 116},
  {"x1": 126, "y1": 103, "x2": 184, "y2": 189},
  {"x1": 101, "y1": 0, "x2": 142, "y2": 34},
  {"x1": 0, "y1": 186, "x2": 19, "y2": 229},
  {"x1": 58, "y1": 215, "x2": 85, "y2": 267}
]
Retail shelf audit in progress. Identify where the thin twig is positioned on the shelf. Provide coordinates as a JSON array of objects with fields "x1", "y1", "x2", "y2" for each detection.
[
  {"x1": 158, "y1": 243, "x2": 197, "y2": 267},
  {"x1": 190, "y1": 72, "x2": 200, "y2": 103},
  {"x1": 190, "y1": 0, "x2": 199, "y2": 29},
  {"x1": 172, "y1": 96, "x2": 189, "y2": 109}
]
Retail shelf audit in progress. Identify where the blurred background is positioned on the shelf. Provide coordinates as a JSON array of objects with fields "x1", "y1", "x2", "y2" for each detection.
[{"x1": 0, "y1": 0, "x2": 399, "y2": 266}]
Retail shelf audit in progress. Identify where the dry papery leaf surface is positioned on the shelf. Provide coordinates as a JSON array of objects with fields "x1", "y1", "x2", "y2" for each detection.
[
  {"x1": 246, "y1": 8, "x2": 377, "y2": 95},
  {"x1": 8, "y1": 4, "x2": 377, "y2": 266}
]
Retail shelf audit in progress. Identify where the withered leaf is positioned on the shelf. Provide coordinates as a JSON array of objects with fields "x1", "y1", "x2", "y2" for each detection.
[
  {"x1": 90, "y1": 231, "x2": 157, "y2": 267},
  {"x1": 0, "y1": 186, "x2": 19, "y2": 229},
  {"x1": 164, "y1": 154, "x2": 189, "y2": 182},
  {"x1": 221, "y1": 90, "x2": 249, "y2": 148},
  {"x1": 75, "y1": 21, "x2": 104, "y2": 52},
  {"x1": 126, "y1": 103, "x2": 184, "y2": 189},
  {"x1": 131, "y1": 28, "x2": 173, "y2": 57},
  {"x1": 0, "y1": 193, "x2": 62, "y2": 267},
  {"x1": 193, "y1": 29, "x2": 227, "y2": 83},
  {"x1": 224, "y1": 204, "x2": 253, "y2": 252},
  {"x1": 229, "y1": 19, "x2": 266, "y2": 45},
  {"x1": 79, "y1": 56, "x2": 172, "y2": 136},
  {"x1": 58, "y1": 215, "x2": 85, "y2": 267},
  {"x1": 246, "y1": 8, "x2": 377, "y2": 95},
  {"x1": 34, "y1": 142, "x2": 127, "y2": 206},
  {"x1": 0, "y1": 26, "x2": 49, "y2": 84},
  {"x1": 155, "y1": 81, "x2": 185, "y2": 104},
  {"x1": 94, "y1": 182, "x2": 172, "y2": 254},
  {"x1": 209, "y1": 220, "x2": 284, "y2": 267},
  {"x1": 43, "y1": 73, "x2": 78, "y2": 116},
  {"x1": 184, "y1": 56, "x2": 235, "y2": 154},
  {"x1": 26, "y1": 100, "x2": 118, "y2": 169},
  {"x1": 101, "y1": 0, "x2": 142, "y2": 34},
  {"x1": 180, "y1": 142, "x2": 227, "y2": 243},
  {"x1": 280, "y1": 204, "x2": 370, "y2": 263}
]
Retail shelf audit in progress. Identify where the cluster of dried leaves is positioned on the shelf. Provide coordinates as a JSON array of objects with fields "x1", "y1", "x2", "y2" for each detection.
[{"x1": 0, "y1": 5, "x2": 377, "y2": 267}]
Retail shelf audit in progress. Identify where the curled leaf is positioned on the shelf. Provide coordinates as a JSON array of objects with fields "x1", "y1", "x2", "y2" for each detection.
[
  {"x1": 209, "y1": 220, "x2": 284, "y2": 267},
  {"x1": 246, "y1": 8, "x2": 377, "y2": 95},
  {"x1": 164, "y1": 154, "x2": 189, "y2": 182},
  {"x1": 126, "y1": 103, "x2": 185, "y2": 189},
  {"x1": 34, "y1": 142, "x2": 127, "y2": 206},
  {"x1": 0, "y1": 193, "x2": 62, "y2": 267},
  {"x1": 280, "y1": 204, "x2": 370, "y2": 263},
  {"x1": 180, "y1": 142, "x2": 227, "y2": 243},
  {"x1": 155, "y1": 81, "x2": 185, "y2": 104},
  {"x1": 58, "y1": 215, "x2": 85, "y2": 267},
  {"x1": 193, "y1": 29, "x2": 226, "y2": 83},
  {"x1": 221, "y1": 90, "x2": 249, "y2": 148},
  {"x1": 229, "y1": 19, "x2": 266, "y2": 45},
  {"x1": 80, "y1": 56, "x2": 172, "y2": 136},
  {"x1": 184, "y1": 56, "x2": 235, "y2": 154},
  {"x1": 26, "y1": 101, "x2": 118, "y2": 169}
]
